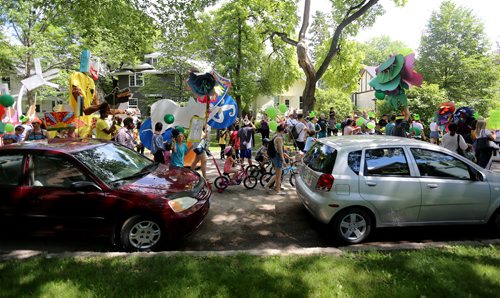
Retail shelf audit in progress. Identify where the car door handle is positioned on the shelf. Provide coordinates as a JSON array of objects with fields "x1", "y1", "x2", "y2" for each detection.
[
  {"x1": 427, "y1": 184, "x2": 438, "y2": 189},
  {"x1": 366, "y1": 181, "x2": 377, "y2": 186}
]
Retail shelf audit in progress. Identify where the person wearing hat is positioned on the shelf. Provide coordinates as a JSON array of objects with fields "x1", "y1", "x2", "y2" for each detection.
[
  {"x1": 19, "y1": 115, "x2": 32, "y2": 140},
  {"x1": 2, "y1": 133, "x2": 17, "y2": 146},
  {"x1": 24, "y1": 118, "x2": 48, "y2": 141},
  {"x1": 411, "y1": 114, "x2": 426, "y2": 140},
  {"x1": 392, "y1": 107, "x2": 410, "y2": 138}
]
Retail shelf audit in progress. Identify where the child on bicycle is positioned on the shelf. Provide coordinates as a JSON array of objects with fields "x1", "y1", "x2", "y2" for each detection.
[
  {"x1": 223, "y1": 146, "x2": 239, "y2": 180},
  {"x1": 255, "y1": 138, "x2": 269, "y2": 172}
]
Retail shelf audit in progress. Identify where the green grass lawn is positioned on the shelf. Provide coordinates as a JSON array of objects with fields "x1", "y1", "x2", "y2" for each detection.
[{"x1": 1, "y1": 245, "x2": 499, "y2": 297}]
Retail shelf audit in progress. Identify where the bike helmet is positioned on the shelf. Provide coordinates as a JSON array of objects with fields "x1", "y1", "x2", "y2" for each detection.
[{"x1": 224, "y1": 146, "x2": 233, "y2": 155}]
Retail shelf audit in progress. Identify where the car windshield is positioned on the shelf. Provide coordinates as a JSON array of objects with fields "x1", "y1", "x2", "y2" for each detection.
[
  {"x1": 72, "y1": 143, "x2": 154, "y2": 185},
  {"x1": 303, "y1": 141, "x2": 337, "y2": 174}
]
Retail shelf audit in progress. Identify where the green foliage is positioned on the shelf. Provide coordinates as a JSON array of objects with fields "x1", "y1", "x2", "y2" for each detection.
[
  {"x1": 376, "y1": 83, "x2": 447, "y2": 123},
  {"x1": 417, "y1": 0, "x2": 497, "y2": 103},
  {"x1": 359, "y1": 35, "x2": 412, "y2": 66},
  {"x1": 186, "y1": 0, "x2": 299, "y2": 113},
  {"x1": 315, "y1": 87, "x2": 353, "y2": 121},
  {"x1": 317, "y1": 39, "x2": 365, "y2": 93}
]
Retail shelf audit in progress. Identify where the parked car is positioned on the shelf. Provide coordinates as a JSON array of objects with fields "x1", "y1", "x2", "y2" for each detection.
[
  {"x1": 0, "y1": 139, "x2": 211, "y2": 251},
  {"x1": 296, "y1": 135, "x2": 500, "y2": 244}
]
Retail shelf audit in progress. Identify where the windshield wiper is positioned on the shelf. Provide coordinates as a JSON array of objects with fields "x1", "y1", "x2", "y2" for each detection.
[
  {"x1": 110, "y1": 163, "x2": 158, "y2": 185},
  {"x1": 140, "y1": 162, "x2": 160, "y2": 173}
]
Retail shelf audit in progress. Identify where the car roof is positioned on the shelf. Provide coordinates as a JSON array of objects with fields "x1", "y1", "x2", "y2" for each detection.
[
  {"x1": 320, "y1": 135, "x2": 437, "y2": 151},
  {"x1": 0, "y1": 138, "x2": 111, "y2": 154}
]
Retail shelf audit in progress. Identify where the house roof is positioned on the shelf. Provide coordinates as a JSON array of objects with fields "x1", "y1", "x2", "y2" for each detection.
[{"x1": 365, "y1": 66, "x2": 377, "y2": 78}]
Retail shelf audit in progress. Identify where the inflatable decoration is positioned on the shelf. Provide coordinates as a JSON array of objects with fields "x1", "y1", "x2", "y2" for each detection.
[
  {"x1": 0, "y1": 94, "x2": 14, "y2": 107},
  {"x1": 309, "y1": 111, "x2": 315, "y2": 118},
  {"x1": 207, "y1": 72, "x2": 237, "y2": 129},
  {"x1": 4, "y1": 123, "x2": 14, "y2": 133},
  {"x1": 278, "y1": 103, "x2": 288, "y2": 114},
  {"x1": 269, "y1": 120, "x2": 278, "y2": 132},
  {"x1": 164, "y1": 114, "x2": 175, "y2": 124},
  {"x1": 369, "y1": 53, "x2": 423, "y2": 110},
  {"x1": 138, "y1": 118, "x2": 173, "y2": 150},
  {"x1": 356, "y1": 117, "x2": 366, "y2": 127},
  {"x1": 266, "y1": 106, "x2": 278, "y2": 119}
]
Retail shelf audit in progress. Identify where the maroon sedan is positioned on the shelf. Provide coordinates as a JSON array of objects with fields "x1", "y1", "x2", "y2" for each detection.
[{"x1": 0, "y1": 139, "x2": 211, "y2": 251}]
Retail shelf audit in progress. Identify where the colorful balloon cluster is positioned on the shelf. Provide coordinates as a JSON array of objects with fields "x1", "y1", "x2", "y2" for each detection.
[{"x1": 370, "y1": 53, "x2": 423, "y2": 110}]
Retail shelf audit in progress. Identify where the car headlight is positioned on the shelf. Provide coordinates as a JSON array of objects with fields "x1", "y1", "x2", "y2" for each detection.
[{"x1": 168, "y1": 197, "x2": 197, "y2": 213}]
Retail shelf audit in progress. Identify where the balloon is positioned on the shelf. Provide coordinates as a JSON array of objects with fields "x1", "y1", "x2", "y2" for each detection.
[
  {"x1": 19, "y1": 114, "x2": 28, "y2": 123},
  {"x1": 0, "y1": 105, "x2": 5, "y2": 119},
  {"x1": 309, "y1": 111, "x2": 315, "y2": 118},
  {"x1": 335, "y1": 123, "x2": 341, "y2": 130},
  {"x1": 356, "y1": 117, "x2": 366, "y2": 127},
  {"x1": 269, "y1": 120, "x2": 278, "y2": 132},
  {"x1": 0, "y1": 94, "x2": 14, "y2": 107},
  {"x1": 4, "y1": 123, "x2": 14, "y2": 132},
  {"x1": 375, "y1": 90, "x2": 386, "y2": 100},
  {"x1": 278, "y1": 103, "x2": 287, "y2": 114},
  {"x1": 366, "y1": 122, "x2": 376, "y2": 130},
  {"x1": 0, "y1": 122, "x2": 4, "y2": 134},
  {"x1": 164, "y1": 114, "x2": 174, "y2": 124},
  {"x1": 175, "y1": 126, "x2": 185, "y2": 134},
  {"x1": 266, "y1": 107, "x2": 277, "y2": 119}
]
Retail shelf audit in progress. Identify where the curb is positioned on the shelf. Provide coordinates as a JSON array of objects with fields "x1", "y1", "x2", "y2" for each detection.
[{"x1": 1, "y1": 239, "x2": 499, "y2": 261}]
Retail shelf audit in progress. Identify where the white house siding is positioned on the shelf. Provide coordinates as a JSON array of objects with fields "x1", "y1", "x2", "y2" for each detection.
[
  {"x1": 351, "y1": 69, "x2": 375, "y2": 110},
  {"x1": 254, "y1": 79, "x2": 306, "y2": 114}
]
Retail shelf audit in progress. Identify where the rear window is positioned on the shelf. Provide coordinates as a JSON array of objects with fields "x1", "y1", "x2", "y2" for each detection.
[
  {"x1": 348, "y1": 150, "x2": 362, "y2": 175},
  {"x1": 303, "y1": 141, "x2": 337, "y2": 174}
]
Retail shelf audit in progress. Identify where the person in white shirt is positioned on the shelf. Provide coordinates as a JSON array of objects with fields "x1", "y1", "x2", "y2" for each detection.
[
  {"x1": 441, "y1": 123, "x2": 468, "y2": 154},
  {"x1": 294, "y1": 114, "x2": 308, "y2": 152},
  {"x1": 429, "y1": 120, "x2": 440, "y2": 144}
]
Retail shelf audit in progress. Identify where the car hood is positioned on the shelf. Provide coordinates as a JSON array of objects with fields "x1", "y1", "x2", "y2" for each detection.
[{"x1": 118, "y1": 165, "x2": 203, "y2": 197}]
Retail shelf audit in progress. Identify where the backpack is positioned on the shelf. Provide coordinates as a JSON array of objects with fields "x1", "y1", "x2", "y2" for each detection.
[
  {"x1": 267, "y1": 137, "x2": 277, "y2": 158},
  {"x1": 289, "y1": 124, "x2": 300, "y2": 141}
]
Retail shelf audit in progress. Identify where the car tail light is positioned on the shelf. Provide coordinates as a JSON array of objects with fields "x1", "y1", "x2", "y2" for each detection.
[{"x1": 315, "y1": 174, "x2": 334, "y2": 192}]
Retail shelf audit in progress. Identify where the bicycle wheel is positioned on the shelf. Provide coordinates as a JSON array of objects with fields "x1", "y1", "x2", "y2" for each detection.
[
  {"x1": 289, "y1": 173, "x2": 296, "y2": 187},
  {"x1": 214, "y1": 176, "x2": 229, "y2": 191},
  {"x1": 246, "y1": 165, "x2": 260, "y2": 178},
  {"x1": 260, "y1": 172, "x2": 273, "y2": 187},
  {"x1": 243, "y1": 175, "x2": 258, "y2": 189}
]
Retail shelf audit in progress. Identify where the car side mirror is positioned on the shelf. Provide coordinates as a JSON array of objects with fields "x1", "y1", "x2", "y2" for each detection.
[
  {"x1": 70, "y1": 181, "x2": 102, "y2": 193},
  {"x1": 472, "y1": 169, "x2": 484, "y2": 182}
]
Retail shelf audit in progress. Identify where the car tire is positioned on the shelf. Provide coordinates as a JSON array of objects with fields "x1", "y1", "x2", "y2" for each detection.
[
  {"x1": 489, "y1": 209, "x2": 500, "y2": 233},
  {"x1": 121, "y1": 215, "x2": 164, "y2": 252},
  {"x1": 214, "y1": 176, "x2": 229, "y2": 190},
  {"x1": 332, "y1": 208, "x2": 372, "y2": 244},
  {"x1": 243, "y1": 175, "x2": 257, "y2": 189}
]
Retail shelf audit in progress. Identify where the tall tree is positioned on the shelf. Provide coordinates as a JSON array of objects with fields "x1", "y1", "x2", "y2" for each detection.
[
  {"x1": 188, "y1": 0, "x2": 299, "y2": 115},
  {"x1": 360, "y1": 35, "x2": 411, "y2": 66},
  {"x1": 271, "y1": 0, "x2": 406, "y2": 113},
  {"x1": 0, "y1": 0, "x2": 214, "y2": 106},
  {"x1": 417, "y1": 0, "x2": 497, "y2": 103}
]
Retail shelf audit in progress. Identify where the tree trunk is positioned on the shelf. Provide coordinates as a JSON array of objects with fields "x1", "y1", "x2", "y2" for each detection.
[{"x1": 297, "y1": 41, "x2": 316, "y2": 114}]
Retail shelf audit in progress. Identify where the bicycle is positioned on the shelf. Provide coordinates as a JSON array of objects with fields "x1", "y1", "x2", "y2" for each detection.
[
  {"x1": 213, "y1": 165, "x2": 258, "y2": 192},
  {"x1": 260, "y1": 161, "x2": 301, "y2": 188}
]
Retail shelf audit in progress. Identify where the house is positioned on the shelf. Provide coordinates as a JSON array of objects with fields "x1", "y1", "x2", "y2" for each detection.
[
  {"x1": 254, "y1": 79, "x2": 306, "y2": 117},
  {"x1": 351, "y1": 66, "x2": 376, "y2": 110},
  {"x1": 111, "y1": 52, "x2": 181, "y2": 116}
]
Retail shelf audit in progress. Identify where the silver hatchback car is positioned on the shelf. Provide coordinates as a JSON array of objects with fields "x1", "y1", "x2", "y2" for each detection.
[{"x1": 296, "y1": 135, "x2": 500, "y2": 244}]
